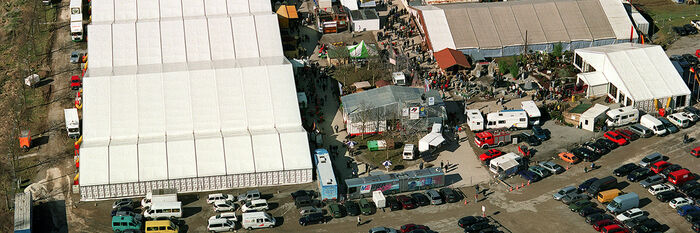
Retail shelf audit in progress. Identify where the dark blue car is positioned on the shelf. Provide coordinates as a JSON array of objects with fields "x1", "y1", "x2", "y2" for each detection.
[
  {"x1": 578, "y1": 177, "x2": 599, "y2": 192},
  {"x1": 519, "y1": 169, "x2": 542, "y2": 183},
  {"x1": 532, "y1": 126, "x2": 551, "y2": 141}
]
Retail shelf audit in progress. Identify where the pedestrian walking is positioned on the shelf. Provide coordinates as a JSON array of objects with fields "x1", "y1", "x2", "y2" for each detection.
[
  {"x1": 440, "y1": 161, "x2": 444, "y2": 170},
  {"x1": 475, "y1": 184, "x2": 480, "y2": 194},
  {"x1": 334, "y1": 125, "x2": 339, "y2": 133},
  {"x1": 357, "y1": 216, "x2": 361, "y2": 226}
]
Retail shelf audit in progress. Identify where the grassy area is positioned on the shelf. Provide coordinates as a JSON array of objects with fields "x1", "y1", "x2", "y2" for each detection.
[
  {"x1": 634, "y1": 0, "x2": 700, "y2": 46},
  {"x1": 570, "y1": 103, "x2": 593, "y2": 114},
  {"x1": 352, "y1": 134, "x2": 420, "y2": 170}
]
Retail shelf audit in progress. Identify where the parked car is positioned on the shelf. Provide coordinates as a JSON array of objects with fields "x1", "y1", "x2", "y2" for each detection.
[
  {"x1": 208, "y1": 212, "x2": 238, "y2": 223},
  {"x1": 688, "y1": 188, "x2": 700, "y2": 200},
  {"x1": 299, "y1": 212, "x2": 327, "y2": 226},
  {"x1": 539, "y1": 161, "x2": 565, "y2": 174},
  {"x1": 359, "y1": 199, "x2": 375, "y2": 215},
  {"x1": 655, "y1": 190, "x2": 682, "y2": 202},
  {"x1": 439, "y1": 188, "x2": 460, "y2": 203},
  {"x1": 238, "y1": 190, "x2": 262, "y2": 203},
  {"x1": 686, "y1": 106, "x2": 700, "y2": 116},
  {"x1": 410, "y1": 193, "x2": 430, "y2": 206},
  {"x1": 562, "y1": 193, "x2": 591, "y2": 204},
  {"x1": 213, "y1": 200, "x2": 237, "y2": 212},
  {"x1": 649, "y1": 161, "x2": 671, "y2": 174},
  {"x1": 327, "y1": 202, "x2": 345, "y2": 218},
  {"x1": 692, "y1": 146, "x2": 700, "y2": 158},
  {"x1": 631, "y1": 218, "x2": 662, "y2": 233},
  {"x1": 479, "y1": 149, "x2": 504, "y2": 163},
  {"x1": 586, "y1": 213, "x2": 613, "y2": 224},
  {"x1": 458, "y1": 216, "x2": 489, "y2": 228},
  {"x1": 531, "y1": 125, "x2": 551, "y2": 140},
  {"x1": 208, "y1": 193, "x2": 236, "y2": 204},
  {"x1": 678, "y1": 205, "x2": 700, "y2": 216},
  {"x1": 519, "y1": 170, "x2": 542, "y2": 183},
  {"x1": 659, "y1": 164, "x2": 683, "y2": 178},
  {"x1": 616, "y1": 208, "x2": 644, "y2": 222},
  {"x1": 528, "y1": 165, "x2": 552, "y2": 178},
  {"x1": 616, "y1": 129, "x2": 639, "y2": 141},
  {"x1": 344, "y1": 201, "x2": 360, "y2": 216},
  {"x1": 386, "y1": 196, "x2": 402, "y2": 211},
  {"x1": 685, "y1": 212, "x2": 700, "y2": 223},
  {"x1": 639, "y1": 175, "x2": 665, "y2": 188},
  {"x1": 70, "y1": 51, "x2": 81, "y2": 64},
  {"x1": 112, "y1": 199, "x2": 134, "y2": 209},
  {"x1": 368, "y1": 227, "x2": 399, "y2": 233},
  {"x1": 604, "y1": 131, "x2": 628, "y2": 146},
  {"x1": 648, "y1": 184, "x2": 675, "y2": 195},
  {"x1": 399, "y1": 224, "x2": 429, "y2": 233},
  {"x1": 614, "y1": 163, "x2": 639, "y2": 177},
  {"x1": 681, "y1": 181, "x2": 700, "y2": 193},
  {"x1": 114, "y1": 210, "x2": 143, "y2": 222},
  {"x1": 207, "y1": 218, "x2": 236, "y2": 232},
  {"x1": 593, "y1": 219, "x2": 617, "y2": 231},
  {"x1": 674, "y1": 26, "x2": 689, "y2": 36},
  {"x1": 572, "y1": 147, "x2": 599, "y2": 162},
  {"x1": 291, "y1": 190, "x2": 316, "y2": 201},
  {"x1": 111, "y1": 206, "x2": 134, "y2": 217},
  {"x1": 559, "y1": 152, "x2": 580, "y2": 164},
  {"x1": 639, "y1": 152, "x2": 664, "y2": 168},
  {"x1": 463, "y1": 222, "x2": 494, "y2": 233},
  {"x1": 658, "y1": 117, "x2": 679, "y2": 133},
  {"x1": 396, "y1": 195, "x2": 417, "y2": 210},
  {"x1": 242, "y1": 199, "x2": 269, "y2": 213},
  {"x1": 554, "y1": 186, "x2": 578, "y2": 200},
  {"x1": 579, "y1": 177, "x2": 599, "y2": 192},
  {"x1": 584, "y1": 141, "x2": 609, "y2": 155},
  {"x1": 628, "y1": 124, "x2": 653, "y2": 138},
  {"x1": 579, "y1": 206, "x2": 604, "y2": 217},
  {"x1": 596, "y1": 138, "x2": 619, "y2": 150},
  {"x1": 681, "y1": 112, "x2": 699, "y2": 122},
  {"x1": 299, "y1": 206, "x2": 323, "y2": 216},
  {"x1": 425, "y1": 190, "x2": 443, "y2": 205},
  {"x1": 519, "y1": 133, "x2": 541, "y2": 146},
  {"x1": 669, "y1": 197, "x2": 694, "y2": 209},
  {"x1": 685, "y1": 24, "x2": 699, "y2": 34},
  {"x1": 569, "y1": 200, "x2": 595, "y2": 212},
  {"x1": 627, "y1": 168, "x2": 653, "y2": 182}
]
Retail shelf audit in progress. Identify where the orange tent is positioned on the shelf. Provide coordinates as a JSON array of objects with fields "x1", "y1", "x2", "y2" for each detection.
[
  {"x1": 434, "y1": 48, "x2": 471, "y2": 72},
  {"x1": 276, "y1": 5, "x2": 299, "y2": 29}
]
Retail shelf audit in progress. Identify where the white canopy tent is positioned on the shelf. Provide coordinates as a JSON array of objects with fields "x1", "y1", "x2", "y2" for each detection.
[{"x1": 80, "y1": 1, "x2": 312, "y2": 200}]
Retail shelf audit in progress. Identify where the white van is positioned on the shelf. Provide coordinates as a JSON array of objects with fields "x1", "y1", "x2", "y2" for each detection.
[
  {"x1": 144, "y1": 201, "x2": 182, "y2": 220},
  {"x1": 667, "y1": 113, "x2": 690, "y2": 128},
  {"x1": 640, "y1": 114, "x2": 667, "y2": 136},
  {"x1": 465, "y1": 109, "x2": 485, "y2": 131},
  {"x1": 241, "y1": 199, "x2": 269, "y2": 213},
  {"x1": 606, "y1": 106, "x2": 639, "y2": 127},
  {"x1": 402, "y1": 144, "x2": 416, "y2": 160},
  {"x1": 242, "y1": 212, "x2": 276, "y2": 230}
]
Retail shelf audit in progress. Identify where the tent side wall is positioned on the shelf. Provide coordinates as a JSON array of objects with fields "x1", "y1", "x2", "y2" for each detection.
[{"x1": 80, "y1": 169, "x2": 312, "y2": 201}]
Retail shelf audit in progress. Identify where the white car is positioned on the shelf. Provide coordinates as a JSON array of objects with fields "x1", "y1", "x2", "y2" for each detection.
[
  {"x1": 213, "y1": 200, "x2": 237, "y2": 212},
  {"x1": 693, "y1": 20, "x2": 700, "y2": 30},
  {"x1": 616, "y1": 208, "x2": 644, "y2": 222},
  {"x1": 209, "y1": 212, "x2": 238, "y2": 222},
  {"x1": 241, "y1": 199, "x2": 269, "y2": 213},
  {"x1": 681, "y1": 112, "x2": 699, "y2": 122},
  {"x1": 207, "y1": 193, "x2": 235, "y2": 204},
  {"x1": 669, "y1": 197, "x2": 694, "y2": 209},
  {"x1": 648, "y1": 184, "x2": 675, "y2": 195},
  {"x1": 207, "y1": 218, "x2": 236, "y2": 232}
]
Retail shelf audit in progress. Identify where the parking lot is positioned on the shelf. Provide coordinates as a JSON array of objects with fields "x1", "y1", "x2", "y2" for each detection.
[{"x1": 78, "y1": 118, "x2": 699, "y2": 233}]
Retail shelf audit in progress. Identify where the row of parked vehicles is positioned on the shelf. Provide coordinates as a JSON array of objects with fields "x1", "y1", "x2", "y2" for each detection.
[
  {"x1": 111, "y1": 189, "x2": 183, "y2": 233},
  {"x1": 205, "y1": 190, "x2": 278, "y2": 232}
]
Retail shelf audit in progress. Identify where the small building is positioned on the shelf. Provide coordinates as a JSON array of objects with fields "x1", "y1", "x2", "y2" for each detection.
[
  {"x1": 574, "y1": 43, "x2": 691, "y2": 113},
  {"x1": 350, "y1": 9, "x2": 380, "y2": 32},
  {"x1": 579, "y1": 104, "x2": 610, "y2": 132},
  {"x1": 341, "y1": 86, "x2": 446, "y2": 136},
  {"x1": 14, "y1": 192, "x2": 32, "y2": 233},
  {"x1": 488, "y1": 153, "x2": 522, "y2": 176},
  {"x1": 434, "y1": 48, "x2": 471, "y2": 74}
]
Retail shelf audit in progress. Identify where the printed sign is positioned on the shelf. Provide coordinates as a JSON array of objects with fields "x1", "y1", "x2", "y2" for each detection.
[
  {"x1": 360, "y1": 185, "x2": 372, "y2": 194},
  {"x1": 409, "y1": 107, "x2": 419, "y2": 120},
  {"x1": 428, "y1": 97, "x2": 435, "y2": 106}
]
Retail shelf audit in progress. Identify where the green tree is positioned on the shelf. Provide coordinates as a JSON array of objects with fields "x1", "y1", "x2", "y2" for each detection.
[{"x1": 552, "y1": 43, "x2": 563, "y2": 58}]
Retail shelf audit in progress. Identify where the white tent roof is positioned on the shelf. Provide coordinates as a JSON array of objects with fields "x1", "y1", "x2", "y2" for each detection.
[
  {"x1": 577, "y1": 72, "x2": 608, "y2": 86},
  {"x1": 415, "y1": 5, "x2": 456, "y2": 52},
  {"x1": 581, "y1": 104, "x2": 610, "y2": 119},
  {"x1": 81, "y1": 0, "x2": 310, "y2": 188},
  {"x1": 575, "y1": 43, "x2": 691, "y2": 101},
  {"x1": 597, "y1": 0, "x2": 638, "y2": 41}
]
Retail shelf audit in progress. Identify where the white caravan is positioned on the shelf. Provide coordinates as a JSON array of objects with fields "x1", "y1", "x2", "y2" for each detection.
[
  {"x1": 465, "y1": 109, "x2": 484, "y2": 131},
  {"x1": 520, "y1": 100, "x2": 541, "y2": 125},
  {"x1": 486, "y1": 110, "x2": 528, "y2": 130},
  {"x1": 606, "y1": 106, "x2": 639, "y2": 127}
]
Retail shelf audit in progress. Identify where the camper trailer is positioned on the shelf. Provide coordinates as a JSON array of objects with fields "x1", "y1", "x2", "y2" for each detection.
[
  {"x1": 606, "y1": 106, "x2": 639, "y2": 127},
  {"x1": 520, "y1": 101, "x2": 541, "y2": 125},
  {"x1": 465, "y1": 109, "x2": 484, "y2": 131},
  {"x1": 488, "y1": 153, "x2": 522, "y2": 176},
  {"x1": 392, "y1": 72, "x2": 406, "y2": 86},
  {"x1": 486, "y1": 110, "x2": 528, "y2": 130}
]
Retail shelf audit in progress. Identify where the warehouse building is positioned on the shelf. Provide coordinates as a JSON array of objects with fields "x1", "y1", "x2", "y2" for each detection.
[
  {"x1": 574, "y1": 43, "x2": 691, "y2": 113},
  {"x1": 414, "y1": 0, "x2": 637, "y2": 58},
  {"x1": 79, "y1": 0, "x2": 312, "y2": 200}
]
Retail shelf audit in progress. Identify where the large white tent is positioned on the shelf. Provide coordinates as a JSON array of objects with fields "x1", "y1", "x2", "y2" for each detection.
[
  {"x1": 80, "y1": 0, "x2": 312, "y2": 200},
  {"x1": 573, "y1": 43, "x2": 691, "y2": 113}
]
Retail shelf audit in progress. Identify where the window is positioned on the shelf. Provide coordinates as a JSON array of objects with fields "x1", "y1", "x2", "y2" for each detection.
[
  {"x1": 71, "y1": 8, "x2": 80, "y2": 14},
  {"x1": 498, "y1": 120, "x2": 505, "y2": 124},
  {"x1": 621, "y1": 115, "x2": 628, "y2": 120},
  {"x1": 609, "y1": 84, "x2": 618, "y2": 97},
  {"x1": 585, "y1": 120, "x2": 589, "y2": 125},
  {"x1": 159, "y1": 226, "x2": 166, "y2": 230},
  {"x1": 519, "y1": 118, "x2": 526, "y2": 122}
]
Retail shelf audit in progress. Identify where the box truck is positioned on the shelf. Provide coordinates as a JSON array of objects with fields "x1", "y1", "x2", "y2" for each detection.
[{"x1": 64, "y1": 108, "x2": 80, "y2": 139}]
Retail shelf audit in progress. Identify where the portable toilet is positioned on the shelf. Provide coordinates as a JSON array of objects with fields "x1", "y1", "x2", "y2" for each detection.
[{"x1": 372, "y1": 191, "x2": 386, "y2": 208}]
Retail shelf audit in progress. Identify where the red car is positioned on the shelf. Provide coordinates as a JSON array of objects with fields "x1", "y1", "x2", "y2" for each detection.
[
  {"x1": 593, "y1": 219, "x2": 616, "y2": 231},
  {"x1": 650, "y1": 161, "x2": 671, "y2": 174},
  {"x1": 616, "y1": 129, "x2": 638, "y2": 141},
  {"x1": 479, "y1": 149, "x2": 503, "y2": 162},
  {"x1": 400, "y1": 224, "x2": 430, "y2": 233},
  {"x1": 604, "y1": 131, "x2": 628, "y2": 146},
  {"x1": 70, "y1": 75, "x2": 82, "y2": 90},
  {"x1": 395, "y1": 195, "x2": 417, "y2": 210},
  {"x1": 692, "y1": 146, "x2": 700, "y2": 157}
]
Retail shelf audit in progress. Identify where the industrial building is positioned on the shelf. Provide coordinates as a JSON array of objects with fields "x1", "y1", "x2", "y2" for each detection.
[
  {"x1": 414, "y1": 0, "x2": 638, "y2": 57},
  {"x1": 79, "y1": 0, "x2": 312, "y2": 200},
  {"x1": 574, "y1": 43, "x2": 691, "y2": 113}
]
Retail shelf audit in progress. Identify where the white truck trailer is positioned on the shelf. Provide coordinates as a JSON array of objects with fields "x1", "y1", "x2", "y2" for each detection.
[
  {"x1": 64, "y1": 108, "x2": 80, "y2": 139},
  {"x1": 69, "y1": 0, "x2": 83, "y2": 41},
  {"x1": 141, "y1": 188, "x2": 178, "y2": 209}
]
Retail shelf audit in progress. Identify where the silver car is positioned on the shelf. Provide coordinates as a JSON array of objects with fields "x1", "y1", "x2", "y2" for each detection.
[
  {"x1": 553, "y1": 186, "x2": 577, "y2": 200},
  {"x1": 639, "y1": 175, "x2": 664, "y2": 188},
  {"x1": 561, "y1": 193, "x2": 590, "y2": 204},
  {"x1": 539, "y1": 161, "x2": 565, "y2": 174},
  {"x1": 425, "y1": 190, "x2": 443, "y2": 205}
]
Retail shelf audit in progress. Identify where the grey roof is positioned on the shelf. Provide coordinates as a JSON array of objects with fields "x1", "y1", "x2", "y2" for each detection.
[
  {"x1": 350, "y1": 9, "x2": 379, "y2": 20},
  {"x1": 341, "y1": 86, "x2": 443, "y2": 114},
  {"x1": 425, "y1": 0, "x2": 618, "y2": 50}
]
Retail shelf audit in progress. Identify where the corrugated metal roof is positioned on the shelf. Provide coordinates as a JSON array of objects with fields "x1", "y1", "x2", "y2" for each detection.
[{"x1": 341, "y1": 86, "x2": 444, "y2": 115}]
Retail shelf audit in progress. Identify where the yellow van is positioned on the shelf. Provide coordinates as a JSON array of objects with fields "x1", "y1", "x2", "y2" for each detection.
[
  {"x1": 145, "y1": 220, "x2": 179, "y2": 233},
  {"x1": 597, "y1": 189, "x2": 622, "y2": 203}
]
